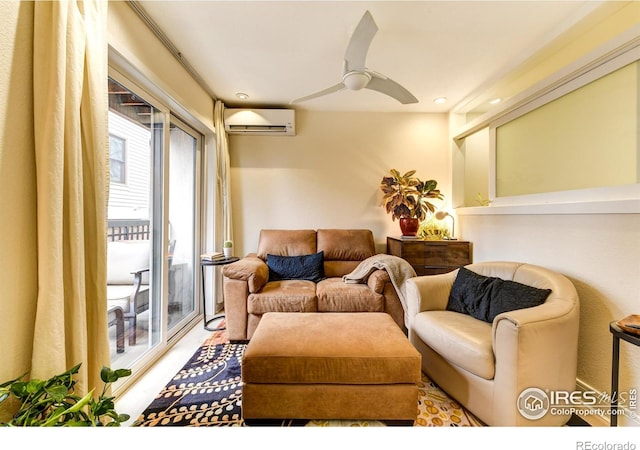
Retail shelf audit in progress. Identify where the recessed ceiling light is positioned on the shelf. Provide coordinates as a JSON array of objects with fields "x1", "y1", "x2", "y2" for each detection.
[
  {"x1": 433, "y1": 97, "x2": 447, "y2": 104},
  {"x1": 236, "y1": 93, "x2": 249, "y2": 100},
  {"x1": 488, "y1": 98, "x2": 502, "y2": 105}
]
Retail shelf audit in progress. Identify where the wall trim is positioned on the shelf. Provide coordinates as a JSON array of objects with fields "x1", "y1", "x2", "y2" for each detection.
[
  {"x1": 456, "y1": 199, "x2": 640, "y2": 216},
  {"x1": 575, "y1": 378, "x2": 640, "y2": 428}
]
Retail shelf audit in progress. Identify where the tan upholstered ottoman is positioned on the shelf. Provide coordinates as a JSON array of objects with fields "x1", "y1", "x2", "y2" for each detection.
[{"x1": 242, "y1": 312, "x2": 421, "y2": 424}]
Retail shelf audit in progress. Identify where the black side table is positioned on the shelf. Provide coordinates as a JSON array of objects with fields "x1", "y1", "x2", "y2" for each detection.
[
  {"x1": 201, "y1": 257, "x2": 239, "y2": 331},
  {"x1": 609, "y1": 321, "x2": 640, "y2": 426}
]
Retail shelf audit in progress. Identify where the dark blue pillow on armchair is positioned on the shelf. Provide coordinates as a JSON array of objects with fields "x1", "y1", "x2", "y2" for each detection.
[
  {"x1": 446, "y1": 267, "x2": 551, "y2": 323},
  {"x1": 267, "y1": 251, "x2": 325, "y2": 283}
]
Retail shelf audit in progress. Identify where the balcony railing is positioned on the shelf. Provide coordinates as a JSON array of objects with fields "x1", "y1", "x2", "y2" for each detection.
[{"x1": 107, "y1": 219, "x2": 150, "y2": 242}]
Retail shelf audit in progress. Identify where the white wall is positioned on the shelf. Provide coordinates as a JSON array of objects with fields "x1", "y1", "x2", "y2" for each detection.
[{"x1": 228, "y1": 110, "x2": 450, "y2": 256}]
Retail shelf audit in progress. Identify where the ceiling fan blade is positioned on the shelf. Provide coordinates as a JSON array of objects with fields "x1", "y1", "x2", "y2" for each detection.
[
  {"x1": 343, "y1": 11, "x2": 378, "y2": 73},
  {"x1": 290, "y1": 82, "x2": 345, "y2": 104},
  {"x1": 366, "y1": 72, "x2": 419, "y2": 104}
]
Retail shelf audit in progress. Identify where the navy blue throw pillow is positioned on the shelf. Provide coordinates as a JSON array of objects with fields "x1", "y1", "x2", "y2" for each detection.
[
  {"x1": 267, "y1": 251, "x2": 325, "y2": 283},
  {"x1": 446, "y1": 267, "x2": 551, "y2": 323}
]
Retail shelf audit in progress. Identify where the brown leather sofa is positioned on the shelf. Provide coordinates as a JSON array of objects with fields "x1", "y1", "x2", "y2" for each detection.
[
  {"x1": 406, "y1": 262, "x2": 580, "y2": 426},
  {"x1": 222, "y1": 229, "x2": 406, "y2": 341}
]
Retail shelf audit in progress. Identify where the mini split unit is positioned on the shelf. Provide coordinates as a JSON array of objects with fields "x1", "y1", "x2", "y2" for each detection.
[{"x1": 223, "y1": 108, "x2": 296, "y2": 136}]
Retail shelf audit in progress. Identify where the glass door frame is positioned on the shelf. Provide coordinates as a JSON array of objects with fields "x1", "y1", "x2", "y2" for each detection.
[
  {"x1": 165, "y1": 114, "x2": 203, "y2": 337},
  {"x1": 108, "y1": 66, "x2": 206, "y2": 394}
]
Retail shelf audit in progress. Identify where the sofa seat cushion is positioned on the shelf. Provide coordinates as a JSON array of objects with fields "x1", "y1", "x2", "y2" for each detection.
[
  {"x1": 412, "y1": 310, "x2": 495, "y2": 380},
  {"x1": 316, "y1": 278, "x2": 384, "y2": 312},
  {"x1": 248, "y1": 280, "x2": 317, "y2": 314}
]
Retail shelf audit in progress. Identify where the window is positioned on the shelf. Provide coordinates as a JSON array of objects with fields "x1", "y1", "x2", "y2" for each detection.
[
  {"x1": 109, "y1": 134, "x2": 126, "y2": 184},
  {"x1": 494, "y1": 60, "x2": 638, "y2": 198},
  {"x1": 453, "y1": 37, "x2": 640, "y2": 213}
]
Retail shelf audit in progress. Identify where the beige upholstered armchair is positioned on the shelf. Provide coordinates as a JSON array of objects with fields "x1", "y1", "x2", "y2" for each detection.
[{"x1": 405, "y1": 261, "x2": 580, "y2": 426}]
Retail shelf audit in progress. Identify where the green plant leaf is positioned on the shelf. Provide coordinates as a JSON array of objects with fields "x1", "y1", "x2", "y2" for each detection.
[
  {"x1": 45, "y1": 385, "x2": 69, "y2": 402},
  {"x1": 0, "y1": 364, "x2": 131, "y2": 427},
  {"x1": 381, "y1": 169, "x2": 444, "y2": 220},
  {"x1": 113, "y1": 368, "x2": 132, "y2": 379}
]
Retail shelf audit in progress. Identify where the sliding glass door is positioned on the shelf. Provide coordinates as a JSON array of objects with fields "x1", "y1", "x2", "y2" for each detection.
[
  {"x1": 106, "y1": 74, "x2": 202, "y2": 382},
  {"x1": 167, "y1": 118, "x2": 200, "y2": 334}
]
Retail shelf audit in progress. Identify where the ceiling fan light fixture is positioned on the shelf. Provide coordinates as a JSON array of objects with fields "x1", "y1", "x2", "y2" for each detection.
[
  {"x1": 290, "y1": 11, "x2": 417, "y2": 105},
  {"x1": 343, "y1": 71, "x2": 371, "y2": 91}
]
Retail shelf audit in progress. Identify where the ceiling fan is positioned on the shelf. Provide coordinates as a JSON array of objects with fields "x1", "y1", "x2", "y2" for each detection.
[{"x1": 290, "y1": 10, "x2": 419, "y2": 105}]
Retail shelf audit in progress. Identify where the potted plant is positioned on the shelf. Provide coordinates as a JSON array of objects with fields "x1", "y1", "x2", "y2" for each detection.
[
  {"x1": 418, "y1": 214, "x2": 451, "y2": 240},
  {"x1": 380, "y1": 169, "x2": 444, "y2": 236},
  {"x1": 223, "y1": 240, "x2": 233, "y2": 258},
  {"x1": 0, "y1": 363, "x2": 131, "y2": 426}
]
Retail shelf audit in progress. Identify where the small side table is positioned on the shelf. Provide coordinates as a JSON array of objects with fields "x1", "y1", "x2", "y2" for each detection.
[
  {"x1": 201, "y1": 257, "x2": 239, "y2": 331},
  {"x1": 609, "y1": 321, "x2": 640, "y2": 426}
]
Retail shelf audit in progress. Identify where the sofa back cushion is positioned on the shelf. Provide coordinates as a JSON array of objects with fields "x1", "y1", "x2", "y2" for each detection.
[
  {"x1": 257, "y1": 229, "x2": 316, "y2": 260},
  {"x1": 317, "y1": 229, "x2": 376, "y2": 277},
  {"x1": 107, "y1": 240, "x2": 150, "y2": 285},
  {"x1": 317, "y1": 229, "x2": 375, "y2": 260}
]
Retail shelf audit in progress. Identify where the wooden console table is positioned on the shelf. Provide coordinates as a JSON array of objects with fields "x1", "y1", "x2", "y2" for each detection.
[{"x1": 386, "y1": 237, "x2": 472, "y2": 276}]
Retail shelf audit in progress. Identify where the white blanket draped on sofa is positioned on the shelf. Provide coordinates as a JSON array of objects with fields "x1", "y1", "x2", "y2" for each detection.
[{"x1": 343, "y1": 254, "x2": 416, "y2": 327}]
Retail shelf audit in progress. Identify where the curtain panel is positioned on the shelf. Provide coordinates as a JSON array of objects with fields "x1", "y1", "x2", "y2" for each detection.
[
  {"x1": 31, "y1": 0, "x2": 109, "y2": 395},
  {"x1": 214, "y1": 100, "x2": 232, "y2": 243}
]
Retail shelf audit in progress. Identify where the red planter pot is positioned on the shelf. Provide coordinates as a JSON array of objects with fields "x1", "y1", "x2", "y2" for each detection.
[{"x1": 399, "y1": 217, "x2": 419, "y2": 236}]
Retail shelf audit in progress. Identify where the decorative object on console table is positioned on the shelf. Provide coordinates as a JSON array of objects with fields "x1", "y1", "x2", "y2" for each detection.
[
  {"x1": 434, "y1": 211, "x2": 456, "y2": 239},
  {"x1": 386, "y1": 236, "x2": 471, "y2": 276},
  {"x1": 380, "y1": 169, "x2": 443, "y2": 237},
  {"x1": 200, "y1": 256, "x2": 240, "y2": 331}
]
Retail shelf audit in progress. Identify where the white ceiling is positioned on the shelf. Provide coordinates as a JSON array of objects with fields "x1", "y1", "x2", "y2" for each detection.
[{"x1": 137, "y1": 0, "x2": 606, "y2": 113}]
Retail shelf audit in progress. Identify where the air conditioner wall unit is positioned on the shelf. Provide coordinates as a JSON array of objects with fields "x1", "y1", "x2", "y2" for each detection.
[{"x1": 223, "y1": 108, "x2": 295, "y2": 136}]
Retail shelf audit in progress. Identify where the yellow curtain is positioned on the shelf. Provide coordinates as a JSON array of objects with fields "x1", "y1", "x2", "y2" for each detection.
[
  {"x1": 214, "y1": 100, "x2": 233, "y2": 243},
  {"x1": 30, "y1": 0, "x2": 109, "y2": 395}
]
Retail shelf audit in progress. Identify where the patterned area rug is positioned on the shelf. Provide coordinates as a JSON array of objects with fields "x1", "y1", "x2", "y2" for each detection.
[{"x1": 134, "y1": 329, "x2": 483, "y2": 427}]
